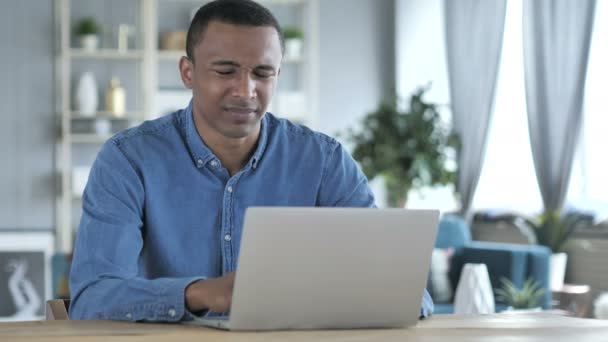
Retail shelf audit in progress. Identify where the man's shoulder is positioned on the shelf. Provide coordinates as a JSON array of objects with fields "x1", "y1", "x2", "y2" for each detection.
[
  {"x1": 109, "y1": 110, "x2": 184, "y2": 148},
  {"x1": 265, "y1": 113, "x2": 339, "y2": 152}
]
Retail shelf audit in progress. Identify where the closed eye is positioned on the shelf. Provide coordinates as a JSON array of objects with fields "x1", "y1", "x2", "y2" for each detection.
[
  {"x1": 214, "y1": 69, "x2": 235, "y2": 76},
  {"x1": 253, "y1": 67, "x2": 277, "y2": 79},
  {"x1": 253, "y1": 71, "x2": 275, "y2": 79}
]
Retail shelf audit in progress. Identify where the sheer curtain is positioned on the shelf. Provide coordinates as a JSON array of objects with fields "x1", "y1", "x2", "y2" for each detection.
[
  {"x1": 444, "y1": 0, "x2": 506, "y2": 217},
  {"x1": 523, "y1": 0, "x2": 596, "y2": 212}
]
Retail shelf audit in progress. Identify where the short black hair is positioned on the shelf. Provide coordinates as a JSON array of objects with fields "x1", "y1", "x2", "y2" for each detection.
[{"x1": 186, "y1": 0, "x2": 284, "y2": 62}]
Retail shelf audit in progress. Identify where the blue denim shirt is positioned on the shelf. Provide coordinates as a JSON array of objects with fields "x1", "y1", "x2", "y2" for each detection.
[{"x1": 69, "y1": 101, "x2": 433, "y2": 321}]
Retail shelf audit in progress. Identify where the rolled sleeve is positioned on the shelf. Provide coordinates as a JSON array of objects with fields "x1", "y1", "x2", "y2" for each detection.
[
  {"x1": 317, "y1": 142, "x2": 376, "y2": 207},
  {"x1": 69, "y1": 140, "x2": 204, "y2": 322}
]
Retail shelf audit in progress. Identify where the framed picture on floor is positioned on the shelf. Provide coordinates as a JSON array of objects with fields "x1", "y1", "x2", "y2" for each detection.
[{"x1": 0, "y1": 231, "x2": 54, "y2": 321}]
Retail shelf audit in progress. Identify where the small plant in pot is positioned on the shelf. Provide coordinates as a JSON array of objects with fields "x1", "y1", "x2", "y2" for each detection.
[
  {"x1": 498, "y1": 209, "x2": 593, "y2": 290},
  {"x1": 74, "y1": 17, "x2": 101, "y2": 51},
  {"x1": 282, "y1": 26, "x2": 304, "y2": 59},
  {"x1": 495, "y1": 277, "x2": 545, "y2": 310}
]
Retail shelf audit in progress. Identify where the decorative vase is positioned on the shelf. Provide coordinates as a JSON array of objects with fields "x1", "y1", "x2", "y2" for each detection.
[
  {"x1": 75, "y1": 72, "x2": 98, "y2": 117},
  {"x1": 105, "y1": 77, "x2": 126, "y2": 117},
  {"x1": 285, "y1": 38, "x2": 303, "y2": 59},
  {"x1": 453, "y1": 263, "x2": 495, "y2": 314},
  {"x1": 79, "y1": 34, "x2": 99, "y2": 51},
  {"x1": 550, "y1": 252, "x2": 568, "y2": 291},
  {"x1": 94, "y1": 118, "x2": 111, "y2": 136}
]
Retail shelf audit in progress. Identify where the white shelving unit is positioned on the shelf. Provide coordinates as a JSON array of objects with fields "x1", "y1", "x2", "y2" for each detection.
[
  {"x1": 55, "y1": 0, "x2": 155, "y2": 253},
  {"x1": 55, "y1": 0, "x2": 319, "y2": 253}
]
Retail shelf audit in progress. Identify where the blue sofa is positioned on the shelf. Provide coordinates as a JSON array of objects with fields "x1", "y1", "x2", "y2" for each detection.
[{"x1": 432, "y1": 214, "x2": 551, "y2": 314}]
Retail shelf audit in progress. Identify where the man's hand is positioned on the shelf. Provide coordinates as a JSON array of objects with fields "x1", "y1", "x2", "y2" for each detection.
[{"x1": 185, "y1": 272, "x2": 235, "y2": 313}]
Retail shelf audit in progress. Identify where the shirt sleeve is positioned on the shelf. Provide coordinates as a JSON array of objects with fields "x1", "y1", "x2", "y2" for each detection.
[
  {"x1": 317, "y1": 142, "x2": 376, "y2": 207},
  {"x1": 420, "y1": 288, "x2": 434, "y2": 318},
  {"x1": 69, "y1": 140, "x2": 202, "y2": 322}
]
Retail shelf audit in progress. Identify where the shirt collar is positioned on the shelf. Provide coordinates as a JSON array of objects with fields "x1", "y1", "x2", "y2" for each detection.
[{"x1": 182, "y1": 100, "x2": 269, "y2": 170}]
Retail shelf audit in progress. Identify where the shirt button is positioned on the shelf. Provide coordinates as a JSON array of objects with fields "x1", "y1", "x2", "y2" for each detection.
[
  {"x1": 224, "y1": 234, "x2": 232, "y2": 242},
  {"x1": 227, "y1": 186, "x2": 233, "y2": 193},
  {"x1": 126, "y1": 313, "x2": 132, "y2": 319},
  {"x1": 168, "y1": 308, "x2": 176, "y2": 317},
  {"x1": 196, "y1": 159, "x2": 204, "y2": 167},
  {"x1": 210, "y1": 160, "x2": 218, "y2": 167}
]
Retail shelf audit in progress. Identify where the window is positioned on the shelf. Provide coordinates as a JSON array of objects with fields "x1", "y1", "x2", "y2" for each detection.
[
  {"x1": 568, "y1": 0, "x2": 608, "y2": 218},
  {"x1": 472, "y1": 0, "x2": 542, "y2": 214}
]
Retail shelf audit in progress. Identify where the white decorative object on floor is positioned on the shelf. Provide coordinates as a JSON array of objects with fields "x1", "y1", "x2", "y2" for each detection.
[
  {"x1": 594, "y1": 292, "x2": 608, "y2": 319},
  {"x1": 550, "y1": 252, "x2": 568, "y2": 291},
  {"x1": 453, "y1": 263, "x2": 495, "y2": 314},
  {"x1": 75, "y1": 72, "x2": 98, "y2": 117}
]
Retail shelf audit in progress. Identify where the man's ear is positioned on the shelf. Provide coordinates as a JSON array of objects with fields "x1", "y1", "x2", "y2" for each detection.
[{"x1": 179, "y1": 56, "x2": 194, "y2": 89}]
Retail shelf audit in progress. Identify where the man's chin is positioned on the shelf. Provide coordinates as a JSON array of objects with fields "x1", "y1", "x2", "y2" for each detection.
[{"x1": 219, "y1": 123, "x2": 261, "y2": 139}]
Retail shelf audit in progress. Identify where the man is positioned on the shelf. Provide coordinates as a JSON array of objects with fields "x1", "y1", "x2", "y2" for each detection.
[{"x1": 69, "y1": 0, "x2": 433, "y2": 321}]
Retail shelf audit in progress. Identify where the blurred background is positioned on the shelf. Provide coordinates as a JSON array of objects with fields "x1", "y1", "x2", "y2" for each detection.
[{"x1": 0, "y1": 0, "x2": 607, "y2": 321}]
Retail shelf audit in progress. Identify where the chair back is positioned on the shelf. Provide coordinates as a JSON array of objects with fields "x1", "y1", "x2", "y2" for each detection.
[
  {"x1": 45, "y1": 299, "x2": 70, "y2": 320},
  {"x1": 436, "y1": 214, "x2": 471, "y2": 249}
]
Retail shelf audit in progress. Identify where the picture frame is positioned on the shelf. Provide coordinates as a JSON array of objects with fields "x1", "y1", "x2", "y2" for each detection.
[{"x1": 0, "y1": 231, "x2": 54, "y2": 321}]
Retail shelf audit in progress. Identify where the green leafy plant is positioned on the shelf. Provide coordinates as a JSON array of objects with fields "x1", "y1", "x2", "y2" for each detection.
[
  {"x1": 504, "y1": 210, "x2": 593, "y2": 253},
  {"x1": 282, "y1": 26, "x2": 304, "y2": 40},
  {"x1": 73, "y1": 17, "x2": 100, "y2": 36},
  {"x1": 495, "y1": 277, "x2": 545, "y2": 309},
  {"x1": 343, "y1": 86, "x2": 460, "y2": 207}
]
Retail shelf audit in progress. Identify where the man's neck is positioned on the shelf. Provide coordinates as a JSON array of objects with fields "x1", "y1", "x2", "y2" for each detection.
[{"x1": 194, "y1": 115, "x2": 260, "y2": 176}]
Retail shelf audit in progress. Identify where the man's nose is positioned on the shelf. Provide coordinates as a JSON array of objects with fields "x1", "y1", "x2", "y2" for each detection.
[{"x1": 231, "y1": 72, "x2": 256, "y2": 99}]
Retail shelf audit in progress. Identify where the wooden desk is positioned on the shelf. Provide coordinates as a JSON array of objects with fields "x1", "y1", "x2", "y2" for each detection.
[{"x1": 2, "y1": 312, "x2": 608, "y2": 342}]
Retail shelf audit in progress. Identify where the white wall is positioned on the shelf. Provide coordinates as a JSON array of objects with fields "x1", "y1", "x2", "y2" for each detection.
[
  {"x1": 318, "y1": 0, "x2": 395, "y2": 137},
  {"x1": 317, "y1": 0, "x2": 396, "y2": 206},
  {"x1": 395, "y1": 0, "x2": 449, "y2": 106}
]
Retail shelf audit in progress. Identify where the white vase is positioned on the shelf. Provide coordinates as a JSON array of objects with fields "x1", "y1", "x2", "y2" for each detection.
[
  {"x1": 79, "y1": 34, "x2": 99, "y2": 51},
  {"x1": 285, "y1": 38, "x2": 303, "y2": 59},
  {"x1": 75, "y1": 72, "x2": 98, "y2": 117},
  {"x1": 94, "y1": 118, "x2": 111, "y2": 135},
  {"x1": 453, "y1": 263, "x2": 495, "y2": 314},
  {"x1": 550, "y1": 252, "x2": 568, "y2": 291}
]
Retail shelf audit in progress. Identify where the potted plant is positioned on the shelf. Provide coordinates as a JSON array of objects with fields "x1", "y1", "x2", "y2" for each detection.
[
  {"x1": 282, "y1": 26, "x2": 304, "y2": 59},
  {"x1": 511, "y1": 210, "x2": 593, "y2": 290},
  {"x1": 495, "y1": 277, "x2": 545, "y2": 311},
  {"x1": 74, "y1": 17, "x2": 101, "y2": 51},
  {"x1": 343, "y1": 86, "x2": 460, "y2": 208}
]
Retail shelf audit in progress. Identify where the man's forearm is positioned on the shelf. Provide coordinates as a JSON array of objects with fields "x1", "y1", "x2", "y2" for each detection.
[{"x1": 70, "y1": 276, "x2": 203, "y2": 321}]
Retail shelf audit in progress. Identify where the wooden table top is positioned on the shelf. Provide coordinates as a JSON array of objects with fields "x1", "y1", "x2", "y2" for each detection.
[{"x1": 2, "y1": 312, "x2": 608, "y2": 342}]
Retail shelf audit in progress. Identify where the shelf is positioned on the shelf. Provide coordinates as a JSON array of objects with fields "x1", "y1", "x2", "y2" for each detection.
[
  {"x1": 70, "y1": 111, "x2": 140, "y2": 120},
  {"x1": 165, "y1": 0, "x2": 306, "y2": 4},
  {"x1": 157, "y1": 50, "x2": 303, "y2": 64},
  {"x1": 69, "y1": 48, "x2": 144, "y2": 60},
  {"x1": 69, "y1": 133, "x2": 113, "y2": 144},
  {"x1": 259, "y1": 0, "x2": 307, "y2": 4},
  {"x1": 158, "y1": 50, "x2": 186, "y2": 61}
]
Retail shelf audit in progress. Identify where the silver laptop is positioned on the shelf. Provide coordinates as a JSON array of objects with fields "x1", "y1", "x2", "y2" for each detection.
[{"x1": 189, "y1": 207, "x2": 439, "y2": 331}]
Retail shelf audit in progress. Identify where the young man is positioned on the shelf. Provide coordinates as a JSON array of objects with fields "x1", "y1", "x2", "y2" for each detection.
[{"x1": 69, "y1": 0, "x2": 433, "y2": 321}]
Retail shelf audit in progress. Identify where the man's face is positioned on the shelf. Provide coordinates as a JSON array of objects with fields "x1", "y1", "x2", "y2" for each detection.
[{"x1": 180, "y1": 21, "x2": 282, "y2": 139}]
